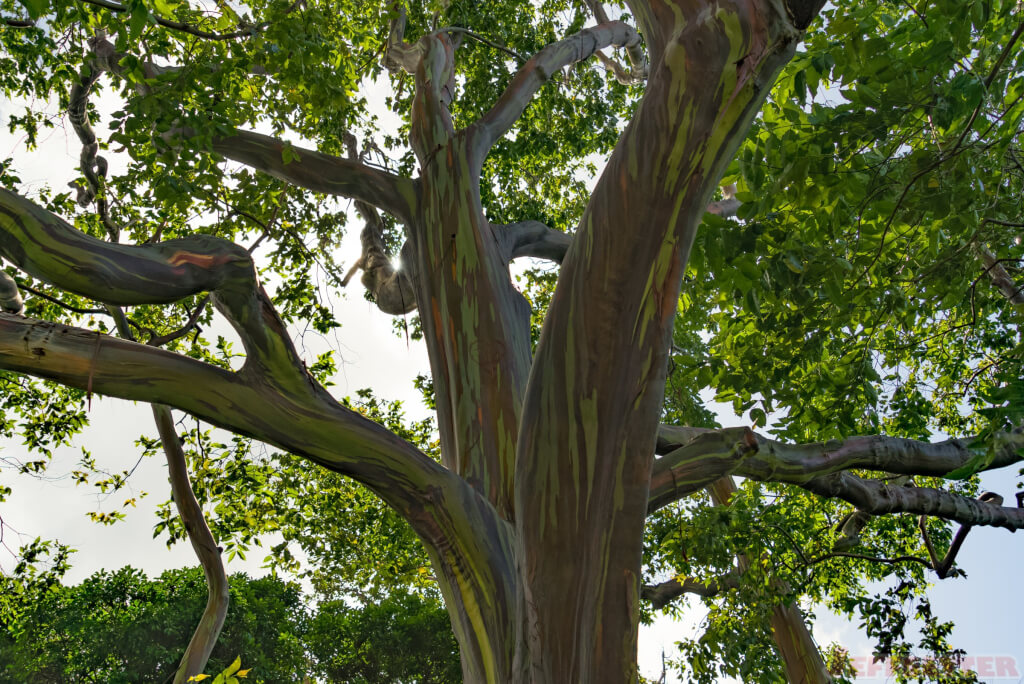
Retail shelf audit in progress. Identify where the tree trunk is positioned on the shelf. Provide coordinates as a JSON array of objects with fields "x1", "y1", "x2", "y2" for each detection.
[{"x1": 510, "y1": 3, "x2": 806, "y2": 680}]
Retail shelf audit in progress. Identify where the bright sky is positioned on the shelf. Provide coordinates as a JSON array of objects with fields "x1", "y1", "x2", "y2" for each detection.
[{"x1": 1, "y1": 66, "x2": 1022, "y2": 684}]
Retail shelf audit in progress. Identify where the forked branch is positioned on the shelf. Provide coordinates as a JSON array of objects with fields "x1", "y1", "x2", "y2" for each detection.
[{"x1": 916, "y1": 494, "x2": 1006, "y2": 579}]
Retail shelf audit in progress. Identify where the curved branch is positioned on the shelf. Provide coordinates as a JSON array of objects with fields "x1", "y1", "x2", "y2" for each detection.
[
  {"x1": 208, "y1": 130, "x2": 418, "y2": 225},
  {"x1": 155, "y1": 406, "x2": 229, "y2": 684},
  {"x1": 496, "y1": 220, "x2": 572, "y2": 264},
  {"x1": 78, "y1": 0, "x2": 294, "y2": 41},
  {"x1": 105, "y1": 306, "x2": 227, "y2": 684},
  {"x1": 0, "y1": 312, "x2": 496, "y2": 542},
  {"x1": 80, "y1": 36, "x2": 416, "y2": 222},
  {"x1": 0, "y1": 311, "x2": 518, "y2": 679},
  {"x1": 650, "y1": 423, "x2": 1024, "y2": 512},
  {"x1": 0, "y1": 191, "x2": 518, "y2": 648},
  {"x1": 642, "y1": 572, "x2": 739, "y2": 609},
  {"x1": 472, "y1": 21, "x2": 644, "y2": 159},
  {"x1": 0, "y1": 188, "x2": 313, "y2": 392},
  {"x1": 800, "y1": 473, "x2": 1024, "y2": 530}
]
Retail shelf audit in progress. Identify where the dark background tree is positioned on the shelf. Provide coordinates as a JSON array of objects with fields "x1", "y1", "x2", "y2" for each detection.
[
  {"x1": 0, "y1": 563, "x2": 459, "y2": 683},
  {"x1": 0, "y1": 0, "x2": 1022, "y2": 682}
]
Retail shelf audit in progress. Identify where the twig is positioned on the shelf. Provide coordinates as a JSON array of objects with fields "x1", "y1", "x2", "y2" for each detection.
[
  {"x1": 76, "y1": 0, "x2": 300, "y2": 41},
  {"x1": 916, "y1": 493, "x2": 1002, "y2": 579},
  {"x1": 148, "y1": 295, "x2": 210, "y2": 347},
  {"x1": 440, "y1": 27, "x2": 525, "y2": 63},
  {"x1": 17, "y1": 281, "x2": 107, "y2": 315},
  {"x1": 806, "y1": 551, "x2": 933, "y2": 569}
]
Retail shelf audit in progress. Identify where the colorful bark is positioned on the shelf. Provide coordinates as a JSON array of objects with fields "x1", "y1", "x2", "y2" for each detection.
[{"x1": 514, "y1": 2, "x2": 804, "y2": 679}]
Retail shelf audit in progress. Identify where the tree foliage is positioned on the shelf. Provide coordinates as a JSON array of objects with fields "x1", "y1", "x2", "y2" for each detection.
[{"x1": 0, "y1": 564, "x2": 459, "y2": 683}]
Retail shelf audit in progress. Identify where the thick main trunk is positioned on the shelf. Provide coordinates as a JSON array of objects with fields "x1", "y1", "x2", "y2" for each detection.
[{"x1": 511, "y1": 3, "x2": 803, "y2": 681}]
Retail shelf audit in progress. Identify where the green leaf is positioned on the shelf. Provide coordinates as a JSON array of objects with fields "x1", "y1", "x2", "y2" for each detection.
[
  {"x1": 18, "y1": 0, "x2": 49, "y2": 19},
  {"x1": 149, "y1": 0, "x2": 177, "y2": 18}
]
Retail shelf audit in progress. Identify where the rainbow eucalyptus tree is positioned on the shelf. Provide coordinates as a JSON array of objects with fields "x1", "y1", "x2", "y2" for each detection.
[{"x1": 1, "y1": 0, "x2": 1024, "y2": 681}]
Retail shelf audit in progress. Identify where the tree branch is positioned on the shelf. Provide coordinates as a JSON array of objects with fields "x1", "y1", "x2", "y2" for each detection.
[
  {"x1": 642, "y1": 571, "x2": 740, "y2": 609},
  {"x1": 77, "y1": 0, "x2": 296, "y2": 41},
  {"x1": 152, "y1": 405, "x2": 229, "y2": 684},
  {"x1": 0, "y1": 311, "x2": 503, "y2": 545},
  {"x1": 472, "y1": 21, "x2": 644, "y2": 159},
  {"x1": 800, "y1": 473, "x2": 1024, "y2": 530},
  {"x1": 707, "y1": 476, "x2": 835, "y2": 684},
  {"x1": 0, "y1": 188, "x2": 315, "y2": 394},
  {"x1": 82, "y1": 36, "x2": 416, "y2": 223},
  {"x1": 496, "y1": 220, "x2": 573, "y2": 264},
  {"x1": 147, "y1": 295, "x2": 210, "y2": 347},
  {"x1": 650, "y1": 424, "x2": 1024, "y2": 512},
  {"x1": 914, "y1": 494, "x2": 1002, "y2": 580},
  {"x1": 208, "y1": 130, "x2": 418, "y2": 225},
  {"x1": 0, "y1": 190, "x2": 519, "y2": 628},
  {"x1": 977, "y1": 245, "x2": 1024, "y2": 305},
  {"x1": 107, "y1": 293, "x2": 226, "y2": 684}
]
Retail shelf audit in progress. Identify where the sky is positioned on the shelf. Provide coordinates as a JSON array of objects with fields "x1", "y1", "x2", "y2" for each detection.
[{"x1": 1, "y1": 49, "x2": 1023, "y2": 684}]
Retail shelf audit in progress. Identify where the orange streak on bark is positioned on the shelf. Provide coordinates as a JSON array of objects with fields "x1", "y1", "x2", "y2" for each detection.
[
  {"x1": 658, "y1": 250, "x2": 682, "y2": 324},
  {"x1": 431, "y1": 299, "x2": 444, "y2": 343},
  {"x1": 167, "y1": 251, "x2": 230, "y2": 268}
]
